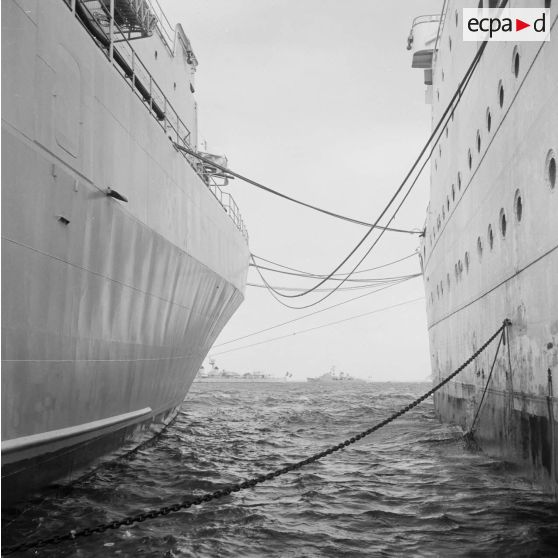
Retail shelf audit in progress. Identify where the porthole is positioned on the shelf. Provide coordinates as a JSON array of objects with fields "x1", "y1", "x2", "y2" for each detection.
[
  {"x1": 457, "y1": 172, "x2": 462, "y2": 190},
  {"x1": 477, "y1": 236, "x2": 483, "y2": 259},
  {"x1": 465, "y1": 252, "x2": 470, "y2": 272},
  {"x1": 546, "y1": 150, "x2": 556, "y2": 190},
  {"x1": 488, "y1": 224, "x2": 494, "y2": 249},
  {"x1": 468, "y1": 149, "x2": 472, "y2": 169},
  {"x1": 498, "y1": 80, "x2": 504, "y2": 108},
  {"x1": 514, "y1": 190, "x2": 523, "y2": 222},
  {"x1": 452, "y1": 184, "x2": 456, "y2": 201},
  {"x1": 512, "y1": 47, "x2": 520, "y2": 78},
  {"x1": 499, "y1": 208, "x2": 507, "y2": 238},
  {"x1": 486, "y1": 108, "x2": 492, "y2": 132}
]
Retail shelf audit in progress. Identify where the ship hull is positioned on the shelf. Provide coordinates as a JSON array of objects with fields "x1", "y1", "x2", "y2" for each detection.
[
  {"x1": 419, "y1": 1, "x2": 558, "y2": 495},
  {"x1": 1, "y1": 0, "x2": 249, "y2": 505}
]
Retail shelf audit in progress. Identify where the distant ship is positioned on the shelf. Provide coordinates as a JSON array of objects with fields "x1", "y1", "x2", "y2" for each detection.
[
  {"x1": 2, "y1": 0, "x2": 249, "y2": 505},
  {"x1": 408, "y1": 1, "x2": 557, "y2": 494},
  {"x1": 195, "y1": 360, "x2": 289, "y2": 383},
  {"x1": 307, "y1": 367, "x2": 365, "y2": 383}
]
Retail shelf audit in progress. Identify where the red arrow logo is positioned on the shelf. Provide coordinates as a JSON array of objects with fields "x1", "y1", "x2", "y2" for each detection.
[{"x1": 516, "y1": 19, "x2": 530, "y2": 31}]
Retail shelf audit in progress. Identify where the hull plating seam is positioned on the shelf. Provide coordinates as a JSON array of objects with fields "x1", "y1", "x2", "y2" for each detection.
[{"x1": 428, "y1": 242, "x2": 558, "y2": 330}]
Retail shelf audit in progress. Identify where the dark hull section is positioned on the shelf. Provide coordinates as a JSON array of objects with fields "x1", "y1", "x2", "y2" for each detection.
[
  {"x1": 2, "y1": 405, "x2": 180, "y2": 508},
  {"x1": 434, "y1": 385, "x2": 558, "y2": 495}
]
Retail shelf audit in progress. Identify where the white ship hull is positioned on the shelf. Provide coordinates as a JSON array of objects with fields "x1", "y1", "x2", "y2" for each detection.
[
  {"x1": 1, "y1": 0, "x2": 249, "y2": 505},
  {"x1": 418, "y1": 1, "x2": 558, "y2": 494}
]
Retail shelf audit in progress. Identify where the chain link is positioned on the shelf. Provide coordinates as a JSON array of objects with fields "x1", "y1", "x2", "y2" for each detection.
[{"x1": 2, "y1": 321, "x2": 508, "y2": 556}]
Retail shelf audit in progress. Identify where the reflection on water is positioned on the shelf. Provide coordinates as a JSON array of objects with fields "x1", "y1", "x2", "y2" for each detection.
[{"x1": 3, "y1": 382, "x2": 558, "y2": 557}]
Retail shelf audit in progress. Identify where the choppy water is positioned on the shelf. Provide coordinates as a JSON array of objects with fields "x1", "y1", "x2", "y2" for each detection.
[{"x1": 3, "y1": 382, "x2": 558, "y2": 557}]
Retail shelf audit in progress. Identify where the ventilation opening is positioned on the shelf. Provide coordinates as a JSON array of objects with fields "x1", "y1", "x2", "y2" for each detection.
[
  {"x1": 499, "y1": 82, "x2": 504, "y2": 107},
  {"x1": 547, "y1": 152, "x2": 556, "y2": 190},
  {"x1": 500, "y1": 209, "x2": 507, "y2": 237},
  {"x1": 514, "y1": 190, "x2": 523, "y2": 222},
  {"x1": 486, "y1": 108, "x2": 492, "y2": 132},
  {"x1": 488, "y1": 224, "x2": 494, "y2": 249},
  {"x1": 476, "y1": 131, "x2": 481, "y2": 153}
]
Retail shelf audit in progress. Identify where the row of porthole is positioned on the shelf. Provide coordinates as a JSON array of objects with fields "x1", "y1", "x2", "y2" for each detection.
[
  {"x1": 428, "y1": 44, "x2": 524, "y2": 251},
  {"x1": 429, "y1": 155, "x2": 556, "y2": 306}
]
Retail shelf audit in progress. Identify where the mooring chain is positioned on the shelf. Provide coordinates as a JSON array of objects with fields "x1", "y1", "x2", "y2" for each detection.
[{"x1": 2, "y1": 321, "x2": 510, "y2": 556}]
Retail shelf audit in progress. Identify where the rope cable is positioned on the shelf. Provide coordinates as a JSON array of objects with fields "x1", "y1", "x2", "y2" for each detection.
[
  {"x1": 214, "y1": 275, "x2": 419, "y2": 348},
  {"x1": 249, "y1": 41, "x2": 487, "y2": 304}
]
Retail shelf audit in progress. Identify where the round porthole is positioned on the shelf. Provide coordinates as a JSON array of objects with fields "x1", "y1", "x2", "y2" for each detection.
[
  {"x1": 512, "y1": 47, "x2": 520, "y2": 78},
  {"x1": 500, "y1": 208, "x2": 507, "y2": 238},
  {"x1": 546, "y1": 150, "x2": 556, "y2": 190},
  {"x1": 514, "y1": 190, "x2": 523, "y2": 222},
  {"x1": 488, "y1": 224, "x2": 494, "y2": 249}
]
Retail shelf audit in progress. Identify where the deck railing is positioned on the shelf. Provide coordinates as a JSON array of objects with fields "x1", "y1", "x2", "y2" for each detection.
[{"x1": 64, "y1": 0, "x2": 248, "y2": 243}]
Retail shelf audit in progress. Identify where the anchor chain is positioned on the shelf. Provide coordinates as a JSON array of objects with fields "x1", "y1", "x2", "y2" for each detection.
[{"x1": 1, "y1": 321, "x2": 509, "y2": 556}]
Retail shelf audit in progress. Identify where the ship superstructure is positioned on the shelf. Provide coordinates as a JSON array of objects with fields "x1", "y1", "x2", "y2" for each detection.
[
  {"x1": 410, "y1": 1, "x2": 557, "y2": 493},
  {"x1": 1, "y1": 0, "x2": 249, "y2": 504}
]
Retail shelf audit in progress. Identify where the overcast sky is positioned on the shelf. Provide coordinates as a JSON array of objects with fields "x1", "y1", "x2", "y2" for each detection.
[{"x1": 165, "y1": 0, "x2": 442, "y2": 381}]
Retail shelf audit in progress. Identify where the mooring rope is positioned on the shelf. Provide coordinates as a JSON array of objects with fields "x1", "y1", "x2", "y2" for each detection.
[{"x1": 1, "y1": 320, "x2": 509, "y2": 556}]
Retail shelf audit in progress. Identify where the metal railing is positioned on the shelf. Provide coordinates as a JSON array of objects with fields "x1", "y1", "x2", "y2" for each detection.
[{"x1": 65, "y1": 0, "x2": 248, "y2": 242}]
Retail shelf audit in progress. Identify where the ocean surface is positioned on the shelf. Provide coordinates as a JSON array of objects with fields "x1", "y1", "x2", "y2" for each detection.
[{"x1": 3, "y1": 381, "x2": 558, "y2": 557}]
